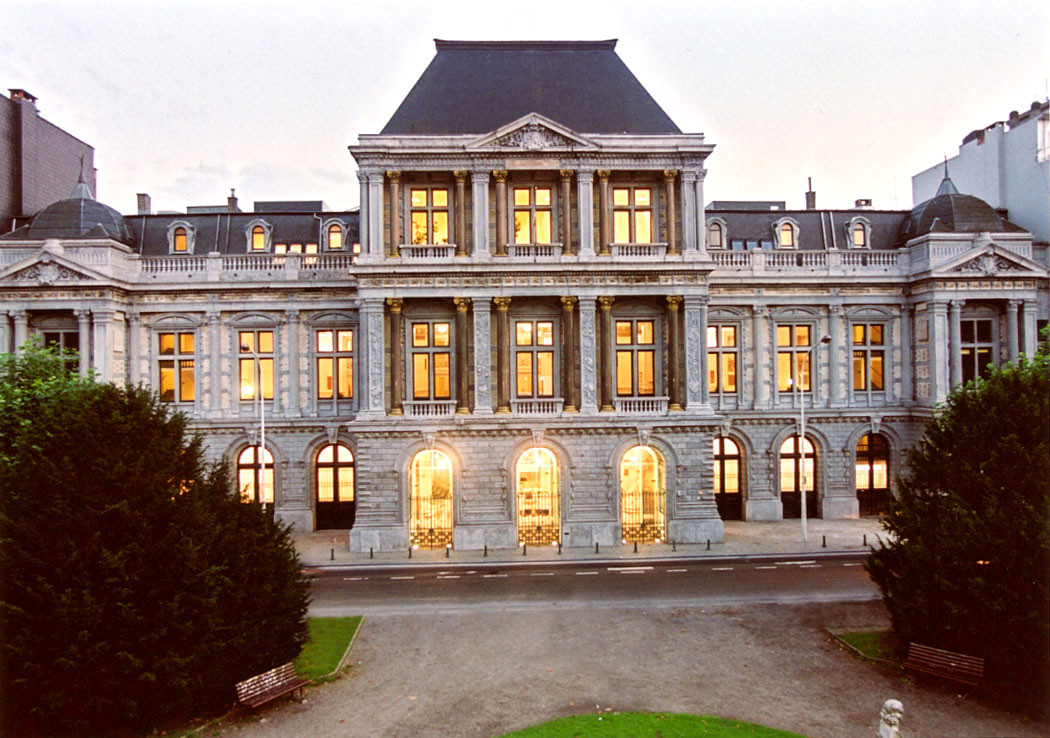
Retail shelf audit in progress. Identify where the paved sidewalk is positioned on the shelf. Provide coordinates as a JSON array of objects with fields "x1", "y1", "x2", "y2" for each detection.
[{"x1": 293, "y1": 518, "x2": 888, "y2": 568}]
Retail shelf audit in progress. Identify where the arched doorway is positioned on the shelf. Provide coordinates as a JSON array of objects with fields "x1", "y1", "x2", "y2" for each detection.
[
  {"x1": 779, "y1": 435, "x2": 820, "y2": 519},
  {"x1": 410, "y1": 449, "x2": 453, "y2": 548},
  {"x1": 713, "y1": 437, "x2": 743, "y2": 520},
  {"x1": 856, "y1": 433, "x2": 890, "y2": 516},
  {"x1": 620, "y1": 445, "x2": 666, "y2": 543},
  {"x1": 237, "y1": 445, "x2": 274, "y2": 517},
  {"x1": 516, "y1": 447, "x2": 560, "y2": 546},
  {"x1": 316, "y1": 444, "x2": 356, "y2": 530}
]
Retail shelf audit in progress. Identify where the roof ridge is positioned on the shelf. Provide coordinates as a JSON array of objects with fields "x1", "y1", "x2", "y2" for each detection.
[{"x1": 434, "y1": 39, "x2": 617, "y2": 52}]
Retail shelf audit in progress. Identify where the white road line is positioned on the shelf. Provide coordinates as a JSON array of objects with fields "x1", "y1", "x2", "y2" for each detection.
[
  {"x1": 437, "y1": 575, "x2": 460, "y2": 579},
  {"x1": 774, "y1": 560, "x2": 817, "y2": 566},
  {"x1": 842, "y1": 562, "x2": 862, "y2": 567},
  {"x1": 712, "y1": 567, "x2": 734, "y2": 571},
  {"x1": 483, "y1": 574, "x2": 508, "y2": 578},
  {"x1": 667, "y1": 568, "x2": 688, "y2": 573},
  {"x1": 754, "y1": 565, "x2": 777, "y2": 570},
  {"x1": 530, "y1": 572, "x2": 555, "y2": 577},
  {"x1": 465, "y1": 570, "x2": 478, "y2": 574},
  {"x1": 801, "y1": 564, "x2": 823, "y2": 569},
  {"x1": 607, "y1": 566, "x2": 654, "y2": 572},
  {"x1": 343, "y1": 576, "x2": 368, "y2": 581},
  {"x1": 618, "y1": 570, "x2": 648, "y2": 574},
  {"x1": 575, "y1": 571, "x2": 599, "y2": 576},
  {"x1": 390, "y1": 576, "x2": 415, "y2": 580}
]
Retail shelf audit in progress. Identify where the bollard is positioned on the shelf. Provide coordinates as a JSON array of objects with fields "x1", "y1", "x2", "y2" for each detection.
[
  {"x1": 595, "y1": 542, "x2": 599, "y2": 554},
  {"x1": 822, "y1": 534, "x2": 827, "y2": 548},
  {"x1": 706, "y1": 539, "x2": 711, "y2": 551},
  {"x1": 863, "y1": 533, "x2": 867, "y2": 546},
  {"x1": 484, "y1": 543, "x2": 488, "y2": 557},
  {"x1": 408, "y1": 546, "x2": 412, "y2": 559},
  {"x1": 672, "y1": 540, "x2": 677, "y2": 552},
  {"x1": 522, "y1": 543, "x2": 527, "y2": 556},
  {"x1": 633, "y1": 541, "x2": 638, "y2": 553},
  {"x1": 330, "y1": 548, "x2": 334, "y2": 561},
  {"x1": 558, "y1": 541, "x2": 563, "y2": 555},
  {"x1": 446, "y1": 545, "x2": 450, "y2": 558},
  {"x1": 369, "y1": 547, "x2": 373, "y2": 560}
]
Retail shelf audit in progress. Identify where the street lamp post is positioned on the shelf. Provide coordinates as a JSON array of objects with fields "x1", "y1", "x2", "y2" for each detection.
[{"x1": 795, "y1": 333, "x2": 831, "y2": 543}]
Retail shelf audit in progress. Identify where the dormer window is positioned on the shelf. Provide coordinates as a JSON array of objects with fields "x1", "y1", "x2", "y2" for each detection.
[
  {"x1": 251, "y1": 226, "x2": 265, "y2": 251},
  {"x1": 707, "y1": 220, "x2": 725, "y2": 249},
  {"x1": 166, "y1": 221, "x2": 196, "y2": 254},
  {"x1": 846, "y1": 217, "x2": 871, "y2": 249},
  {"x1": 245, "y1": 220, "x2": 273, "y2": 252},
  {"x1": 173, "y1": 227, "x2": 187, "y2": 252},
  {"x1": 327, "y1": 222, "x2": 344, "y2": 250},
  {"x1": 773, "y1": 218, "x2": 800, "y2": 249}
]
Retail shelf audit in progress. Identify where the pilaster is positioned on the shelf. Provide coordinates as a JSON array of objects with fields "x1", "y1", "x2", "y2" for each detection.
[
  {"x1": 454, "y1": 297, "x2": 471, "y2": 414},
  {"x1": 576, "y1": 170, "x2": 595, "y2": 258},
  {"x1": 12, "y1": 309, "x2": 27, "y2": 354},
  {"x1": 597, "y1": 170, "x2": 611, "y2": 256},
  {"x1": 387, "y1": 171, "x2": 401, "y2": 257},
  {"x1": 598, "y1": 295, "x2": 614, "y2": 411},
  {"x1": 828, "y1": 304, "x2": 846, "y2": 407},
  {"x1": 578, "y1": 297, "x2": 598, "y2": 414},
  {"x1": 471, "y1": 171, "x2": 490, "y2": 260},
  {"x1": 1021, "y1": 300, "x2": 1039, "y2": 356},
  {"x1": 285, "y1": 308, "x2": 301, "y2": 416},
  {"x1": 663, "y1": 170, "x2": 678, "y2": 256},
  {"x1": 948, "y1": 299, "x2": 963, "y2": 388},
  {"x1": 680, "y1": 169, "x2": 697, "y2": 252},
  {"x1": 472, "y1": 298, "x2": 493, "y2": 414},
  {"x1": 387, "y1": 298, "x2": 403, "y2": 416},
  {"x1": 454, "y1": 171, "x2": 468, "y2": 257},
  {"x1": 360, "y1": 298, "x2": 386, "y2": 418},
  {"x1": 560, "y1": 170, "x2": 573, "y2": 255},
  {"x1": 75, "y1": 308, "x2": 91, "y2": 376},
  {"x1": 752, "y1": 306, "x2": 770, "y2": 409},
  {"x1": 560, "y1": 296, "x2": 577, "y2": 412},
  {"x1": 666, "y1": 295, "x2": 682, "y2": 409},
  {"x1": 494, "y1": 296, "x2": 511, "y2": 412}
]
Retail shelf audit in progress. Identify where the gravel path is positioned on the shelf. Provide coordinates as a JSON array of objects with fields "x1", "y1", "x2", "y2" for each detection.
[{"x1": 216, "y1": 601, "x2": 1045, "y2": 738}]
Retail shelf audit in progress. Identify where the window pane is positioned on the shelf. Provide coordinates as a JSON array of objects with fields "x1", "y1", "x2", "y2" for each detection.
[
  {"x1": 708, "y1": 224, "x2": 722, "y2": 247},
  {"x1": 794, "y1": 326, "x2": 810, "y2": 347},
  {"x1": 514, "y1": 211, "x2": 531, "y2": 244},
  {"x1": 961, "y1": 321, "x2": 975, "y2": 342},
  {"x1": 516, "y1": 322, "x2": 533, "y2": 346},
  {"x1": 721, "y1": 326, "x2": 736, "y2": 347},
  {"x1": 637, "y1": 321, "x2": 654, "y2": 345},
  {"x1": 410, "y1": 189, "x2": 427, "y2": 207},
  {"x1": 339, "y1": 467, "x2": 354, "y2": 500},
  {"x1": 413, "y1": 324, "x2": 429, "y2": 347},
  {"x1": 779, "y1": 223, "x2": 793, "y2": 247},
  {"x1": 535, "y1": 210, "x2": 551, "y2": 244},
  {"x1": 776, "y1": 326, "x2": 791, "y2": 347},
  {"x1": 856, "y1": 461, "x2": 870, "y2": 490},
  {"x1": 432, "y1": 212, "x2": 449, "y2": 245},
  {"x1": 173, "y1": 229, "x2": 187, "y2": 252},
  {"x1": 180, "y1": 360, "x2": 195, "y2": 401},
  {"x1": 637, "y1": 351, "x2": 654, "y2": 395},
  {"x1": 318, "y1": 357, "x2": 334, "y2": 399},
  {"x1": 853, "y1": 351, "x2": 866, "y2": 390},
  {"x1": 536, "y1": 188, "x2": 551, "y2": 206},
  {"x1": 777, "y1": 352, "x2": 792, "y2": 391},
  {"x1": 259, "y1": 331, "x2": 273, "y2": 353},
  {"x1": 616, "y1": 351, "x2": 633, "y2": 394},
  {"x1": 514, "y1": 188, "x2": 530, "y2": 206},
  {"x1": 613, "y1": 188, "x2": 630, "y2": 207},
  {"x1": 159, "y1": 333, "x2": 175, "y2": 355},
  {"x1": 722, "y1": 353, "x2": 736, "y2": 392},
  {"x1": 707, "y1": 326, "x2": 718, "y2": 348},
  {"x1": 275, "y1": 243, "x2": 287, "y2": 254},
  {"x1": 411, "y1": 212, "x2": 427, "y2": 244},
  {"x1": 431, "y1": 189, "x2": 448, "y2": 208},
  {"x1": 516, "y1": 352, "x2": 533, "y2": 396},
  {"x1": 338, "y1": 330, "x2": 353, "y2": 352},
  {"x1": 853, "y1": 224, "x2": 866, "y2": 246},
  {"x1": 852, "y1": 325, "x2": 866, "y2": 345},
  {"x1": 870, "y1": 352, "x2": 884, "y2": 391},
  {"x1": 239, "y1": 331, "x2": 254, "y2": 353},
  {"x1": 238, "y1": 469, "x2": 255, "y2": 503},
  {"x1": 159, "y1": 361, "x2": 175, "y2": 401},
  {"x1": 976, "y1": 320, "x2": 992, "y2": 342},
  {"x1": 433, "y1": 353, "x2": 450, "y2": 398},
  {"x1": 317, "y1": 330, "x2": 333, "y2": 353},
  {"x1": 252, "y1": 227, "x2": 265, "y2": 250},
  {"x1": 537, "y1": 352, "x2": 554, "y2": 397},
  {"x1": 179, "y1": 333, "x2": 194, "y2": 353},
  {"x1": 337, "y1": 357, "x2": 353, "y2": 399},
  {"x1": 261, "y1": 469, "x2": 274, "y2": 503},
  {"x1": 780, "y1": 458, "x2": 795, "y2": 492},
  {"x1": 413, "y1": 354, "x2": 429, "y2": 399},
  {"x1": 613, "y1": 211, "x2": 630, "y2": 243},
  {"x1": 634, "y1": 189, "x2": 651, "y2": 206},
  {"x1": 328, "y1": 224, "x2": 342, "y2": 249},
  {"x1": 870, "y1": 325, "x2": 883, "y2": 345},
  {"x1": 795, "y1": 353, "x2": 810, "y2": 391},
  {"x1": 536, "y1": 322, "x2": 553, "y2": 346},
  {"x1": 260, "y1": 358, "x2": 273, "y2": 399},
  {"x1": 724, "y1": 459, "x2": 739, "y2": 494},
  {"x1": 318, "y1": 468, "x2": 334, "y2": 502},
  {"x1": 240, "y1": 359, "x2": 255, "y2": 399},
  {"x1": 615, "y1": 321, "x2": 632, "y2": 345},
  {"x1": 433, "y1": 322, "x2": 450, "y2": 347},
  {"x1": 802, "y1": 457, "x2": 814, "y2": 492},
  {"x1": 873, "y1": 459, "x2": 888, "y2": 489},
  {"x1": 708, "y1": 352, "x2": 718, "y2": 392},
  {"x1": 635, "y1": 211, "x2": 652, "y2": 244}
]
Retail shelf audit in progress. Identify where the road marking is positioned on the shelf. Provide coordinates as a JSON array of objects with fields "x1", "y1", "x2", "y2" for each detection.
[
  {"x1": 530, "y1": 572, "x2": 555, "y2": 577},
  {"x1": 575, "y1": 571, "x2": 599, "y2": 576},
  {"x1": 390, "y1": 576, "x2": 415, "y2": 580},
  {"x1": 437, "y1": 575, "x2": 460, "y2": 579},
  {"x1": 775, "y1": 560, "x2": 817, "y2": 566},
  {"x1": 754, "y1": 565, "x2": 777, "y2": 570},
  {"x1": 617, "y1": 570, "x2": 648, "y2": 574},
  {"x1": 842, "y1": 562, "x2": 862, "y2": 567},
  {"x1": 466, "y1": 570, "x2": 478, "y2": 574},
  {"x1": 344, "y1": 576, "x2": 368, "y2": 581},
  {"x1": 712, "y1": 567, "x2": 734, "y2": 571},
  {"x1": 801, "y1": 564, "x2": 823, "y2": 569},
  {"x1": 483, "y1": 574, "x2": 508, "y2": 578},
  {"x1": 667, "y1": 568, "x2": 688, "y2": 573},
  {"x1": 607, "y1": 566, "x2": 654, "y2": 572}
]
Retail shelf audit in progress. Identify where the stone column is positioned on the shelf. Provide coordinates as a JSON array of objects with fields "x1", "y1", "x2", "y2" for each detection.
[
  {"x1": 367, "y1": 173, "x2": 384, "y2": 258},
  {"x1": 576, "y1": 171, "x2": 595, "y2": 257},
  {"x1": 753, "y1": 306, "x2": 770, "y2": 409},
  {"x1": 0, "y1": 312, "x2": 10, "y2": 354},
  {"x1": 285, "y1": 309, "x2": 301, "y2": 416},
  {"x1": 560, "y1": 296, "x2": 577, "y2": 412},
  {"x1": 666, "y1": 295, "x2": 682, "y2": 410},
  {"x1": 1006, "y1": 299, "x2": 1020, "y2": 361},
  {"x1": 454, "y1": 171, "x2": 468, "y2": 257},
  {"x1": 494, "y1": 297, "x2": 511, "y2": 412},
  {"x1": 900, "y1": 304, "x2": 914, "y2": 403},
  {"x1": 664, "y1": 170, "x2": 678, "y2": 256},
  {"x1": 1021, "y1": 300, "x2": 1039, "y2": 356},
  {"x1": 207, "y1": 310, "x2": 222, "y2": 412},
  {"x1": 12, "y1": 309, "x2": 28, "y2": 355},
  {"x1": 597, "y1": 171, "x2": 611, "y2": 255},
  {"x1": 680, "y1": 169, "x2": 698, "y2": 252},
  {"x1": 695, "y1": 168, "x2": 707, "y2": 255},
  {"x1": 471, "y1": 171, "x2": 490, "y2": 258},
  {"x1": 454, "y1": 298, "x2": 470, "y2": 414},
  {"x1": 92, "y1": 309, "x2": 113, "y2": 381},
  {"x1": 579, "y1": 298, "x2": 598, "y2": 413},
  {"x1": 697, "y1": 296, "x2": 709, "y2": 407},
  {"x1": 473, "y1": 299, "x2": 493, "y2": 414},
  {"x1": 684, "y1": 296, "x2": 707, "y2": 411},
  {"x1": 560, "y1": 170, "x2": 573, "y2": 255},
  {"x1": 360, "y1": 298, "x2": 386, "y2": 418},
  {"x1": 493, "y1": 170, "x2": 508, "y2": 257},
  {"x1": 358, "y1": 172, "x2": 371, "y2": 256},
  {"x1": 829, "y1": 305, "x2": 845, "y2": 406},
  {"x1": 75, "y1": 308, "x2": 92, "y2": 376},
  {"x1": 949, "y1": 299, "x2": 963, "y2": 387},
  {"x1": 598, "y1": 295, "x2": 615, "y2": 411},
  {"x1": 127, "y1": 311, "x2": 140, "y2": 385},
  {"x1": 387, "y1": 171, "x2": 401, "y2": 257},
  {"x1": 387, "y1": 298, "x2": 403, "y2": 416},
  {"x1": 929, "y1": 301, "x2": 950, "y2": 402}
]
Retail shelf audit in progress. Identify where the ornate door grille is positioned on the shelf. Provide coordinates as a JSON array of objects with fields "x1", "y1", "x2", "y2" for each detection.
[
  {"x1": 410, "y1": 450, "x2": 454, "y2": 548},
  {"x1": 620, "y1": 446, "x2": 666, "y2": 543},
  {"x1": 517, "y1": 447, "x2": 560, "y2": 546}
]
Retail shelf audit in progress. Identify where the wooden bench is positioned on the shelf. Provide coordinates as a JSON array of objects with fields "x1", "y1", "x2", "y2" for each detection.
[
  {"x1": 235, "y1": 662, "x2": 310, "y2": 710},
  {"x1": 903, "y1": 643, "x2": 985, "y2": 686}
]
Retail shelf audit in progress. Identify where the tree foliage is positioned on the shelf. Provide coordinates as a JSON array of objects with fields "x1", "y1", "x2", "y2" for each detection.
[
  {"x1": 866, "y1": 349, "x2": 1050, "y2": 712},
  {"x1": 0, "y1": 342, "x2": 310, "y2": 735}
]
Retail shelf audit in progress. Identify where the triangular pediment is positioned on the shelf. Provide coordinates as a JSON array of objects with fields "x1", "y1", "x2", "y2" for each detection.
[
  {"x1": 0, "y1": 249, "x2": 107, "y2": 285},
  {"x1": 935, "y1": 242, "x2": 1046, "y2": 277},
  {"x1": 466, "y1": 113, "x2": 598, "y2": 151}
]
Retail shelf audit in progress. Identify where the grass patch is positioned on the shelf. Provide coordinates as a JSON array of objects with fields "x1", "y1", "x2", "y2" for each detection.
[
  {"x1": 836, "y1": 629, "x2": 900, "y2": 663},
  {"x1": 499, "y1": 712, "x2": 804, "y2": 737},
  {"x1": 293, "y1": 616, "x2": 362, "y2": 680}
]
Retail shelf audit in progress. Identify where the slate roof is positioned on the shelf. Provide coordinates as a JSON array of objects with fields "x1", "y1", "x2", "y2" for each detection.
[
  {"x1": 899, "y1": 189, "x2": 1021, "y2": 242},
  {"x1": 381, "y1": 40, "x2": 681, "y2": 135},
  {"x1": 4, "y1": 180, "x2": 135, "y2": 245},
  {"x1": 708, "y1": 208, "x2": 909, "y2": 251}
]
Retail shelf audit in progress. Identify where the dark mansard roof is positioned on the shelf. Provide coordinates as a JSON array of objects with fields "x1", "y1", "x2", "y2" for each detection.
[
  {"x1": 707, "y1": 208, "x2": 909, "y2": 250},
  {"x1": 3, "y1": 179, "x2": 135, "y2": 245},
  {"x1": 898, "y1": 175, "x2": 1022, "y2": 242},
  {"x1": 381, "y1": 40, "x2": 681, "y2": 136}
]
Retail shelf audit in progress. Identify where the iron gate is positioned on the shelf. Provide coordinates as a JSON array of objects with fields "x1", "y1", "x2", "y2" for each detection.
[
  {"x1": 517, "y1": 448, "x2": 560, "y2": 546},
  {"x1": 410, "y1": 450, "x2": 454, "y2": 548}
]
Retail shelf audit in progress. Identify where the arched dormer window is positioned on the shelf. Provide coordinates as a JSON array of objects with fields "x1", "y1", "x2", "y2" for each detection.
[
  {"x1": 707, "y1": 220, "x2": 725, "y2": 249},
  {"x1": 773, "y1": 218, "x2": 799, "y2": 249},
  {"x1": 846, "y1": 217, "x2": 871, "y2": 249},
  {"x1": 325, "y1": 221, "x2": 345, "y2": 250},
  {"x1": 245, "y1": 220, "x2": 272, "y2": 252},
  {"x1": 166, "y1": 221, "x2": 196, "y2": 254}
]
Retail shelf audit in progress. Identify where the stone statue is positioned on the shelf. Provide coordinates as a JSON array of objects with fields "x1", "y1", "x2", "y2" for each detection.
[{"x1": 878, "y1": 699, "x2": 904, "y2": 738}]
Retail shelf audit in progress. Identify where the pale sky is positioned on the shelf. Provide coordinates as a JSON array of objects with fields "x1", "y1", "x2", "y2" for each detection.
[{"x1": 3, "y1": 0, "x2": 1049, "y2": 215}]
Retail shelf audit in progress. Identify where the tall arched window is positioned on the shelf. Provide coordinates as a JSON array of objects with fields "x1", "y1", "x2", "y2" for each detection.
[
  {"x1": 173, "y1": 226, "x2": 187, "y2": 252},
  {"x1": 410, "y1": 449, "x2": 453, "y2": 548},
  {"x1": 852, "y1": 222, "x2": 867, "y2": 248},
  {"x1": 779, "y1": 435, "x2": 819, "y2": 519},
  {"x1": 713, "y1": 437, "x2": 742, "y2": 520},
  {"x1": 316, "y1": 444, "x2": 356, "y2": 530},
  {"x1": 707, "y1": 222, "x2": 723, "y2": 248},
  {"x1": 251, "y1": 225, "x2": 266, "y2": 251},
  {"x1": 779, "y1": 222, "x2": 795, "y2": 248},
  {"x1": 516, "y1": 447, "x2": 560, "y2": 546},
  {"x1": 856, "y1": 433, "x2": 890, "y2": 516},
  {"x1": 327, "y1": 223, "x2": 343, "y2": 250},
  {"x1": 237, "y1": 446, "x2": 274, "y2": 515},
  {"x1": 620, "y1": 445, "x2": 665, "y2": 543}
]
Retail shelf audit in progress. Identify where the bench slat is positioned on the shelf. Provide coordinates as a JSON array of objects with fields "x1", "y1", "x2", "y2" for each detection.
[
  {"x1": 235, "y1": 662, "x2": 310, "y2": 709},
  {"x1": 904, "y1": 643, "x2": 984, "y2": 686}
]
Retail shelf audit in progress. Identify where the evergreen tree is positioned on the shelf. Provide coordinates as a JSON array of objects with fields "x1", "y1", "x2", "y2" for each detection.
[
  {"x1": 0, "y1": 341, "x2": 310, "y2": 735},
  {"x1": 866, "y1": 348, "x2": 1050, "y2": 713}
]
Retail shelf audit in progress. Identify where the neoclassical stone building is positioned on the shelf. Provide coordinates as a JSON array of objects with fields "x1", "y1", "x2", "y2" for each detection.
[{"x1": 1, "y1": 40, "x2": 1047, "y2": 551}]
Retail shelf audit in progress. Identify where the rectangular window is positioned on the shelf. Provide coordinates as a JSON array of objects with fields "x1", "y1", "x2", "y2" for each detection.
[
  {"x1": 410, "y1": 321, "x2": 452, "y2": 401},
  {"x1": 960, "y1": 318, "x2": 995, "y2": 383},
  {"x1": 514, "y1": 319, "x2": 556, "y2": 398},
  {"x1": 158, "y1": 331, "x2": 195, "y2": 403},
  {"x1": 612, "y1": 187, "x2": 653, "y2": 244},
  {"x1": 512, "y1": 187, "x2": 553, "y2": 245},
  {"x1": 238, "y1": 330, "x2": 274, "y2": 400},
  {"x1": 316, "y1": 329, "x2": 354, "y2": 401},
  {"x1": 851, "y1": 323, "x2": 885, "y2": 394},
  {"x1": 707, "y1": 325, "x2": 738, "y2": 395},
  {"x1": 42, "y1": 330, "x2": 81, "y2": 374},
  {"x1": 614, "y1": 318, "x2": 656, "y2": 396},
  {"x1": 409, "y1": 188, "x2": 450, "y2": 245},
  {"x1": 777, "y1": 324, "x2": 812, "y2": 392}
]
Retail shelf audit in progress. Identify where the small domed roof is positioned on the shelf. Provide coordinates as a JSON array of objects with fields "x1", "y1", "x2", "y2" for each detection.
[
  {"x1": 21, "y1": 175, "x2": 134, "y2": 246},
  {"x1": 899, "y1": 171, "x2": 1018, "y2": 243}
]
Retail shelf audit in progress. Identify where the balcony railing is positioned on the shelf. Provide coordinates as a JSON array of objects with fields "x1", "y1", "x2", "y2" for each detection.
[
  {"x1": 509, "y1": 398, "x2": 564, "y2": 415},
  {"x1": 507, "y1": 243, "x2": 563, "y2": 259},
  {"x1": 610, "y1": 242, "x2": 668, "y2": 259},
  {"x1": 708, "y1": 249, "x2": 903, "y2": 273},
  {"x1": 399, "y1": 243, "x2": 456, "y2": 259},
  {"x1": 614, "y1": 396, "x2": 669, "y2": 414},
  {"x1": 403, "y1": 400, "x2": 457, "y2": 418}
]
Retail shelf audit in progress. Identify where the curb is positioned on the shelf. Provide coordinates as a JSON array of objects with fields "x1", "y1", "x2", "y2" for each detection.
[{"x1": 328, "y1": 617, "x2": 364, "y2": 678}]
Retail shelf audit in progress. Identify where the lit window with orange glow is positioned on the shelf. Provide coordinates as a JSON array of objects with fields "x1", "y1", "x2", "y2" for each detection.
[
  {"x1": 778, "y1": 222, "x2": 795, "y2": 248},
  {"x1": 410, "y1": 320, "x2": 452, "y2": 401},
  {"x1": 512, "y1": 186, "x2": 553, "y2": 245},
  {"x1": 613, "y1": 187, "x2": 652, "y2": 244},
  {"x1": 620, "y1": 445, "x2": 665, "y2": 543},
  {"x1": 410, "y1": 188, "x2": 450, "y2": 245},
  {"x1": 158, "y1": 331, "x2": 195, "y2": 403},
  {"x1": 410, "y1": 449, "x2": 453, "y2": 548},
  {"x1": 173, "y1": 227, "x2": 187, "y2": 252},
  {"x1": 615, "y1": 319, "x2": 656, "y2": 397},
  {"x1": 707, "y1": 325, "x2": 737, "y2": 396},
  {"x1": 316, "y1": 328, "x2": 354, "y2": 402},
  {"x1": 251, "y1": 225, "x2": 266, "y2": 251},
  {"x1": 514, "y1": 320, "x2": 556, "y2": 398},
  {"x1": 238, "y1": 329, "x2": 274, "y2": 400},
  {"x1": 238, "y1": 445, "x2": 274, "y2": 506},
  {"x1": 327, "y1": 223, "x2": 343, "y2": 250}
]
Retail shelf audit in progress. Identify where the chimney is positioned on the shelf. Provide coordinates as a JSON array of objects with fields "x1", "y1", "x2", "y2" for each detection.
[
  {"x1": 137, "y1": 193, "x2": 152, "y2": 215},
  {"x1": 8, "y1": 89, "x2": 38, "y2": 106},
  {"x1": 854, "y1": 198, "x2": 872, "y2": 209},
  {"x1": 805, "y1": 177, "x2": 816, "y2": 210},
  {"x1": 227, "y1": 188, "x2": 240, "y2": 213}
]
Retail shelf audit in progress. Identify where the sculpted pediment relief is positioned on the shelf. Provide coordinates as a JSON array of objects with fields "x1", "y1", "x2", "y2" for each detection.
[
  {"x1": 467, "y1": 113, "x2": 598, "y2": 151},
  {"x1": 0, "y1": 251, "x2": 104, "y2": 285},
  {"x1": 933, "y1": 241, "x2": 1045, "y2": 278}
]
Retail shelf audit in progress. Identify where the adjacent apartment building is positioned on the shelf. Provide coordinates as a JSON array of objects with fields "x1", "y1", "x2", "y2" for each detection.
[{"x1": 2, "y1": 41, "x2": 1047, "y2": 551}]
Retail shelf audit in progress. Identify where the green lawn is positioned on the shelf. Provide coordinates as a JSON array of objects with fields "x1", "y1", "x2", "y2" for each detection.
[
  {"x1": 498, "y1": 712, "x2": 805, "y2": 737},
  {"x1": 837, "y1": 629, "x2": 899, "y2": 663},
  {"x1": 293, "y1": 616, "x2": 362, "y2": 680}
]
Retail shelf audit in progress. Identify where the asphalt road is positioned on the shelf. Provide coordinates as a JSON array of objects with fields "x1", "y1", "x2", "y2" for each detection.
[{"x1": 307, "y1": 554, "x2": 879, "y2": 615}]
